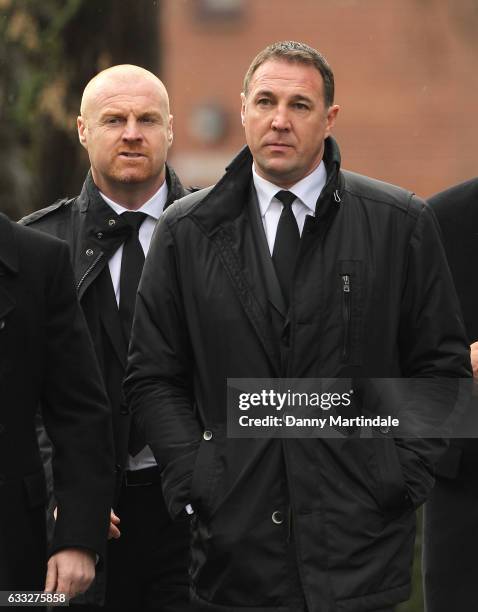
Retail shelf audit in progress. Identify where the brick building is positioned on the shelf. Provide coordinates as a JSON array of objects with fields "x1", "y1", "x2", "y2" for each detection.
[{"x1": 162, "y1": 0, "x2": 478, "y2": 197}]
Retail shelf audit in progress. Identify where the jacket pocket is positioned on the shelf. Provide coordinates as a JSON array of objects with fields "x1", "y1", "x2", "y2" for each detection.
[
  {"x1": 373, "y1": 437, "x2": 411, "y2": 521},
  {"x1": 23, "y1": 469, "x2": 48, "y2": 508},
  {"x1": 190, "y1": 433, "x2": 218, "y2": 517},
  {"x1": 338, "y1": 260, "x2": 363, "y2": 365}
]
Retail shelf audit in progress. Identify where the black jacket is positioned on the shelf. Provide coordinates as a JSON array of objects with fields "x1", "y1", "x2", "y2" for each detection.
[
  {"x1": 427, "y1": 178, "x2": 478, "y2": 474},
  {"x1": 125, "y1": 138, "x2": 471, "y2": 612},
  {"x1": 0, "y1": 214, "x2": 114, "y2": 589},
  {"x1": 21, "y1": 166, "x2": 188, "y2": 478},
  {"x1": 429, "y1": 178, "x2": 478, "y2": 343},
  {"x1": 423, "y1": 178, "x2": 478, "y2": 612}
]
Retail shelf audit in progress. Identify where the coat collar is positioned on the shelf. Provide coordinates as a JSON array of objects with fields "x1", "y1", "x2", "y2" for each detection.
[
  {"x1": 77, "y1": 165, "x2": 186, "y2": 215},
  {"x1": 181, "y1": 137, "x2": 343, "y2": 375},
  {"x1": 165, "y1": 165, "x2": 188, "y2": 208},
  {"x1": 74, "y1": 165, "x2": 187, "y2": 291},
  {"x1": 0, "y1": 213, "x2": 18, "y2": 275},
  {"x1": 189, "y1": 136, "x2": 343, "y2": 236},
  {"x1": 74, "y1": 165, "x2": 187, "y2": 362}
]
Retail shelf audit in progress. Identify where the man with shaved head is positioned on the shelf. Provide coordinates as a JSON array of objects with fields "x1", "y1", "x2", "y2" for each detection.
[{"x1": 22, "y1": 65, "x2": 192, "y2": 611}]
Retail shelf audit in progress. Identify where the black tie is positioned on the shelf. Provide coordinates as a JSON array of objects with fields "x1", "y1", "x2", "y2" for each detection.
[
  {"x1": 119, "y1": 212, "x2": 148, "y2": 340},
  {"x1": 272, "y1": 190, "x2": 300, "y2": 307}
]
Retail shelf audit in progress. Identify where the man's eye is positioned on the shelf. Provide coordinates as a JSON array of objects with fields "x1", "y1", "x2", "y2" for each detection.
[
  {"x1": 257, "y1": 98, "x2": 272, "y2": 106},
  {"x1": 293, "y1": 102, "x2": 309, "y2": 110},
  {"x1": 105, "y1": 117, "x2": 122, "y2": 124}
]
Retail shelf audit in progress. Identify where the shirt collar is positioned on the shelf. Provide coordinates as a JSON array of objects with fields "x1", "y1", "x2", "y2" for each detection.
[
  {"x1": 99, "y1": 180, "x2": 168, "y2": 220},
  {"x1": 252, "y1": 161, "x2": 327, "y2": 217}
]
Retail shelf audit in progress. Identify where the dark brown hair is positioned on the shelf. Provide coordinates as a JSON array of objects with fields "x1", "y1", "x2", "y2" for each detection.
[{"x1": 243, "y1": 41, "x2": 335, "y2": 107}]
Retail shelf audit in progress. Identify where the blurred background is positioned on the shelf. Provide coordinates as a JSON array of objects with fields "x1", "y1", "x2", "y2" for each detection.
[
  {"x1": 1, "y1": 0, "x2": 478, "y2": 221},
  {"x1": 1, "y1": 0, "x2": 476, "y2": 607}
]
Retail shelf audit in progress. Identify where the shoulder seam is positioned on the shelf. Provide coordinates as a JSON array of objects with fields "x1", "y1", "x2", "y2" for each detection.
[{"x1": 20, "y1": 197, "x2": 75, "y2": 226}]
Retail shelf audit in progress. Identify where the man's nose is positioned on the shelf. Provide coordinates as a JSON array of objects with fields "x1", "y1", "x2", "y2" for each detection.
[
  {"x1": 271, "y1": 105, "x2": 291, "y2": 131},
  {"x1": 122, "y1": 117, "x2": 142, "y2": 141}
]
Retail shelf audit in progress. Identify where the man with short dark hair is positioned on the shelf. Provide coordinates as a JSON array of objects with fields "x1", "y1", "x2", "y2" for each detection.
[
  {"x1": 22, "y1": 65, "x2": 192, "y2": 611},
  {"x1": 125, "y1": 42, "x2": 471, "y2": 611}
]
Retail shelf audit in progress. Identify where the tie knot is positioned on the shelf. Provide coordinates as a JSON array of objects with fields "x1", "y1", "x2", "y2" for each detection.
[
  {"x1": 275, "y1": 190, "x2": 296, "y2": 210},
  {"x1": 121, "y1": 211, "x2": 148, "y2": 232}
]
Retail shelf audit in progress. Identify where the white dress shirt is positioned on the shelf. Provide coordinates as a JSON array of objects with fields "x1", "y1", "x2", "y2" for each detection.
[
  {"x1": 252, "y1": 161, "x2": 327, "y2": 255},
  {"x1": 100, "y1": 181, "x2": 168, "y2": 471}
]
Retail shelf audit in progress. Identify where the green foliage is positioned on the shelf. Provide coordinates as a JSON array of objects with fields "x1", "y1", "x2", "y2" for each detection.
[
  {"x1": 1, "y1": 0, "x2": 84, "y2": 131},
  {"x1": 0, "y1": 0, "x2": 159, "y2": 218},
  {"x1": 397, "y1": 508, "x2": 424, "y2": 612}
]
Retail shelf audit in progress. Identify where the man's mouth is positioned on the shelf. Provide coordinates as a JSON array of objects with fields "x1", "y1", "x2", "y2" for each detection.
[
  {"x1": 119, "y1": 152, "x2": 145, "y2": 158},
  {"x1": 265, "y1": 142, "x2": 292, "y2": 148}
]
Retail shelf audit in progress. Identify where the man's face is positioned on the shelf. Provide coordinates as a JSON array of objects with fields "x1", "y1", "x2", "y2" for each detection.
[
  {"x1": 241, "y1": 59, "x2": 339, "y2": 188},
  {"x1": 77, "y1": 76, "x2": 173, "y2": 197}
]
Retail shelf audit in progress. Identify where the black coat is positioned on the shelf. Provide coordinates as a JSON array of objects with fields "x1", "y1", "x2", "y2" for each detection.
[
  {"x1": 428, "y1": 177, "x2": 478, "y2": 470},
  {"x1": 125, "y1": 138, "x2": 471, "y2": 612},
  {"x1": 423, "y1": 178, "x2": 478, "y2": 611},
  {"x1": 429, "y1": 178, "x2": 478, "y2": 341},
  {"x1": 21, "y1": 166, "x2": 188, "y2": 482},
  {"x1": 0, "y1": 214, "x2": 114, "y2": 590}
]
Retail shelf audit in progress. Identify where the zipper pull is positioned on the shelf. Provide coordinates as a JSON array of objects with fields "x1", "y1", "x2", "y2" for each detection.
[{"x1": 342, "y1": 274, "x2": 350, "y2": 293}]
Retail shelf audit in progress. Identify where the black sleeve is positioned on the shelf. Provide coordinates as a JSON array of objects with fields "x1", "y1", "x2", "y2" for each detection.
[
  {"x1": 41, "y1": 240, "x2": 114, "y2": 559},
  {"x1": 396, "y1": 199, "x2": 472, "y2": 507},
  {"x1": 124, "y1": 214, "x2": 202, "y2": 519}
]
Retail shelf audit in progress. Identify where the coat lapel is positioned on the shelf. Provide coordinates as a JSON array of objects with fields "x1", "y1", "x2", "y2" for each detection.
[
  {"x1": 72, "y1": 177, "x2": 132, "y2": 364},
  {"x1": 211, "y1": 224, "x2": 281, "y2": 375},
  {"x1": 188, "y1": 146, "x2": 288, "y2": 374}
]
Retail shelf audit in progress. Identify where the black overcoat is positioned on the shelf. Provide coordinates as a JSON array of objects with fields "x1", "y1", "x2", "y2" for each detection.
[
  {"x1": 20, "y1": 167, "x2": 190, "y2": 605},
  {"x1": 0, "y1": 214, "x2": 114, "y2": 590},
  {"x1": 125, "y1": 139, "x2": 471, "y2": 612},
  {"x1": 21, "y1": 166, "x2": 188, "y2": 481},
  {"x1": 424, "y1": 177, "x2": 478, "y2": 611}
]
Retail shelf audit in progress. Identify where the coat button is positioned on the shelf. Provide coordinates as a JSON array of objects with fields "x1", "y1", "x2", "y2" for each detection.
[
  {"x1": 108, "y1": 219, "x2": 116, "y2": 226},
  {"x1": 86, "y1": 248, "x2": 94, "y2": 256},
  {"x1": 203, "y1": 430, "x2": 213, "y2": 441},
  {"x1": 97, "y1": 232, "x2": 103, "y2": 239},
  {"x1": 271, "y1": 511, "x2": 283, "y2": 525},
  {"x1": 0, "y1": 320, "x2": 5, "y2": 330}
]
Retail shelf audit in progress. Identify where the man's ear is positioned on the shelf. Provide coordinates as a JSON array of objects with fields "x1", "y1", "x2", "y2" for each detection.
[
  {"x1": 77, "y1": 116, "x2": 88, "y2": 149},
  {"x1": 324, "y1": 104, "x2": 340, "y2": 138},
  {"x1": 240, "y1": 92, "x2": 246, "y2": 127},
  {"x1": 167, "y1": 114, "x2": 174, "y2": 147}
]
